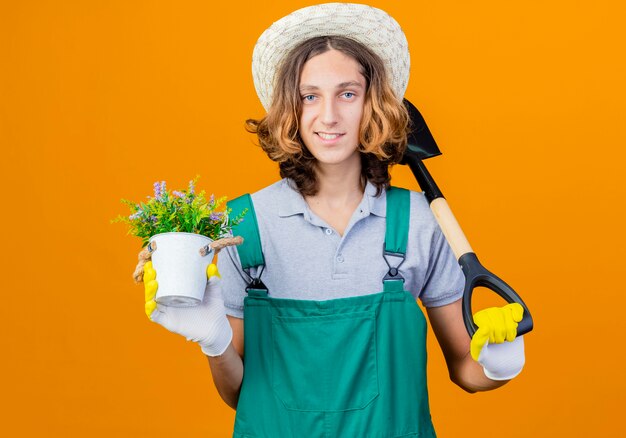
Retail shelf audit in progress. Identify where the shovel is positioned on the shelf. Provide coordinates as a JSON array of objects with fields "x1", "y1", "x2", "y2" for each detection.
[{"x1": 400, "y1": 99, "x2": 533, "y2": 337}]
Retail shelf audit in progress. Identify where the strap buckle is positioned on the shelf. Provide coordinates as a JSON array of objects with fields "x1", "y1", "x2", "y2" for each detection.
[
  {"x1": 244, "y1": 264, "x2": 269, "y2": 294},
  {"x1": 382, "y1": 243, "x2": 406, "y2": 283},
  {"x1": 245, "y1": 277, "x2": 268, "y2": 293}
]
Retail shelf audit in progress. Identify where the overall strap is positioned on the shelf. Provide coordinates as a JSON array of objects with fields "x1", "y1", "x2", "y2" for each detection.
[
  {"x1": 383, "y1": 187, "x2": 410, "y2": 293},
  {"x1": 227, "y1": 194, "x2": 268, "y2": 296}
]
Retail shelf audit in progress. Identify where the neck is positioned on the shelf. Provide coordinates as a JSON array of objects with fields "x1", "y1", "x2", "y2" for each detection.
[{"x1": 307, "y1": 156, "x2": 365, "y2": 205}]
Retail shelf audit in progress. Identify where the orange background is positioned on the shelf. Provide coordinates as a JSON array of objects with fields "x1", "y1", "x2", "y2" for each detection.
[{"x1": 1, "y1": 0, "x2": 624, "y2": 436}]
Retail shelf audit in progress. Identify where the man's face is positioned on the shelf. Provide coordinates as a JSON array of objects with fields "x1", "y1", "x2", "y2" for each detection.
[{"x1": 298, "y1": 49, "x2": 366, "y2": 169}]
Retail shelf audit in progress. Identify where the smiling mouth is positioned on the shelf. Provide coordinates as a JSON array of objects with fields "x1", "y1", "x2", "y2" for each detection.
[{"x1": 316, "y1": 132, "x2": 344, "y2": 140}]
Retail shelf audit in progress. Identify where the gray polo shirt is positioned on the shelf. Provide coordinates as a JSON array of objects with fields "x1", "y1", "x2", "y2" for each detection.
[{"x1": 218, "y1": 178, "x2": 465, "y2": 319}]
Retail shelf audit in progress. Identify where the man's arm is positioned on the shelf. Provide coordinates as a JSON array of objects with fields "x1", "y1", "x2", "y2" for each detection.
[
  {"x1": 206, "y1": 315, "x2": 244, "y2": 410},
  {"x1": 427, "y1": 299, "x2": 509, "y2": 393}
]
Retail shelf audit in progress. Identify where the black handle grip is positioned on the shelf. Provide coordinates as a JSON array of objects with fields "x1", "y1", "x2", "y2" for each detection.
[{"x1": 459, "y1": 252, "x2": 534, "y2": 337}]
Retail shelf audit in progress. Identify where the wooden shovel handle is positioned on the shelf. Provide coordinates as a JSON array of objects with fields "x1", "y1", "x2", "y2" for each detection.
[
  {"x1": 429, "y1": 198, "x2": 473, "y2": 260},
  {"x1": 428, "y1": 197, "x2": 533, "y2": 337}
]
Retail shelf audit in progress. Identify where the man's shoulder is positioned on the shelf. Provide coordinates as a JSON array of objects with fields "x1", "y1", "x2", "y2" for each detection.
[
  {"x1": 404, "y1": 188, "x2": 439, "y2": 232},
  {"x1": 245, "y1": 179, "x2": 295, "y2": 225},
  {"x1": 388, "y1": 185, "x2": 431, "y2": 215},
  {"x1": 250, "y1": 178, "x2": 287, "y2": 202},
  {"x1": 229, "y1": 179, "x2": 285, "y2": 206}
]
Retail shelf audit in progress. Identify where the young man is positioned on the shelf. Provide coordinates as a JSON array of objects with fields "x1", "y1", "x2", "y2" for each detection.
[{"x1": 138, "y1": 4, "x2": 525, "y2": 437}]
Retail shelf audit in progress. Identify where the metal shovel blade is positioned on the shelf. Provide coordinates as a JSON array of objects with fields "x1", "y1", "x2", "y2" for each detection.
[{"x1": 401, "y1": 99, "x2": 442, "y2": 162}]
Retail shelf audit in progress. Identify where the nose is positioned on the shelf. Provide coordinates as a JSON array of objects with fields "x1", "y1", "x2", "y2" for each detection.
[{"x1": 319, "y1": 98, "x2": 338, "y2": 126}]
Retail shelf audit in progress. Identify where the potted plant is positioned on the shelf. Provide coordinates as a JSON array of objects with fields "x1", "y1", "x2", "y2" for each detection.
[{"x1": 111, "y1": 175, "x2": 246, "y2": 307}]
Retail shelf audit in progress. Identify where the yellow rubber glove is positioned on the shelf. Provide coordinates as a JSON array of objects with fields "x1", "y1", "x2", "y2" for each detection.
[
  {"x1": 470, "y1": 303, "x2": 526, "y2": 380},
  {"x1": 470, "y1": 303, "x2": 524, "y2": 361},
  {"x1": 143, "y1": 261, "x2": 159, "y2": 318}
]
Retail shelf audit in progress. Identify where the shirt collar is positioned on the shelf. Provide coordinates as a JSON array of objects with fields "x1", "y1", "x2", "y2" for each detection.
[
  {"x1": 278, "y1": 179, "x2": 308, "y2": 217},
  {"x1": 278, "y1": 178, "x2": 387, "y2": 218},
  {"x1": 366, "y1": 181, "x2": 387, "y2": 217}
]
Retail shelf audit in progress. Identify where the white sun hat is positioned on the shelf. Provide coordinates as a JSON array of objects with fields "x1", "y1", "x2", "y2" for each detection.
[{"x1": 252, "y1": 2, "x2": 410, "y2": 111}]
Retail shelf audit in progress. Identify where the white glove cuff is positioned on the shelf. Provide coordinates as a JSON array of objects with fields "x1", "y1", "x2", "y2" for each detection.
[
  {"x1": 200, "y1": 327, "x2": 233, "y2": 357},
  {"x1": 198, "y1": 306, "x2": 234, "y2": 357},
  {"x1": 478, "y1": 335, "x2": 525, "y2": 381}
]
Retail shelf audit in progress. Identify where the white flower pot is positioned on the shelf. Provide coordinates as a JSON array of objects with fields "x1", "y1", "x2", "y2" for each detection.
[{"x1": 148, "y1": 232, "x2": 213, "y2": 307}]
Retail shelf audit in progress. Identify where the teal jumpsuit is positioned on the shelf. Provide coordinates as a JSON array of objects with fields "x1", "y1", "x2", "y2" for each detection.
[{"x1": 228, "y1": 187, "x2": 437, "y2": 438}]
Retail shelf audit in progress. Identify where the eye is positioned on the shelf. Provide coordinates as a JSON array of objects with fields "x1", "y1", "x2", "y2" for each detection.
[
  {"x1": 342, "y1": 92, "x2": 355, "y2": 99},
  {"x1": 302, "y1": 95, "x2": 316, "y2": 102}
]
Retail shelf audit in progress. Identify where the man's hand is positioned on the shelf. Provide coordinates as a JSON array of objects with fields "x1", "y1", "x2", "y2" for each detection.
[
  {"x1": 470, "y1": 303, "x2": 526, "y2": 380},
  {"x1": 137, "y1": 243, "x2": 233, "y2": 357}
]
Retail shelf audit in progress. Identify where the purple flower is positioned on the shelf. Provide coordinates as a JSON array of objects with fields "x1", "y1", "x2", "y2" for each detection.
[
  {"x1": 160, "y1": 181, "x2": 166, "y2": 201},
  {"x1": 152, "y1": 181, "x2": 167, "y2": 202},
  {"x1": 210, "y1": 212, "x2": 223, "y2": 221},
  {"x1": 173, "y1": 190, "x2": 185, "y2": 198},
  {"x1": 151, "y1": 215, "x2": 158, "y2": 223},
  {"x1": 129, "y1": 210, "x2": 142, "y2": 220},
  {"x1": 209, "y1": 194, "x2": 215, "y2": 204},
  {"x1": 188, "y1": 179, "x2": 195, "y2": 195},
  {"x1": 153, "y1": 181, "x2": 161, "y2": 200}
]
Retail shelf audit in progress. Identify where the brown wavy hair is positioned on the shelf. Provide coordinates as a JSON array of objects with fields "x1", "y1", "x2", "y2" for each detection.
[{"x1": 246, "y1": 36, "x2": 410, "y2": 197}]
